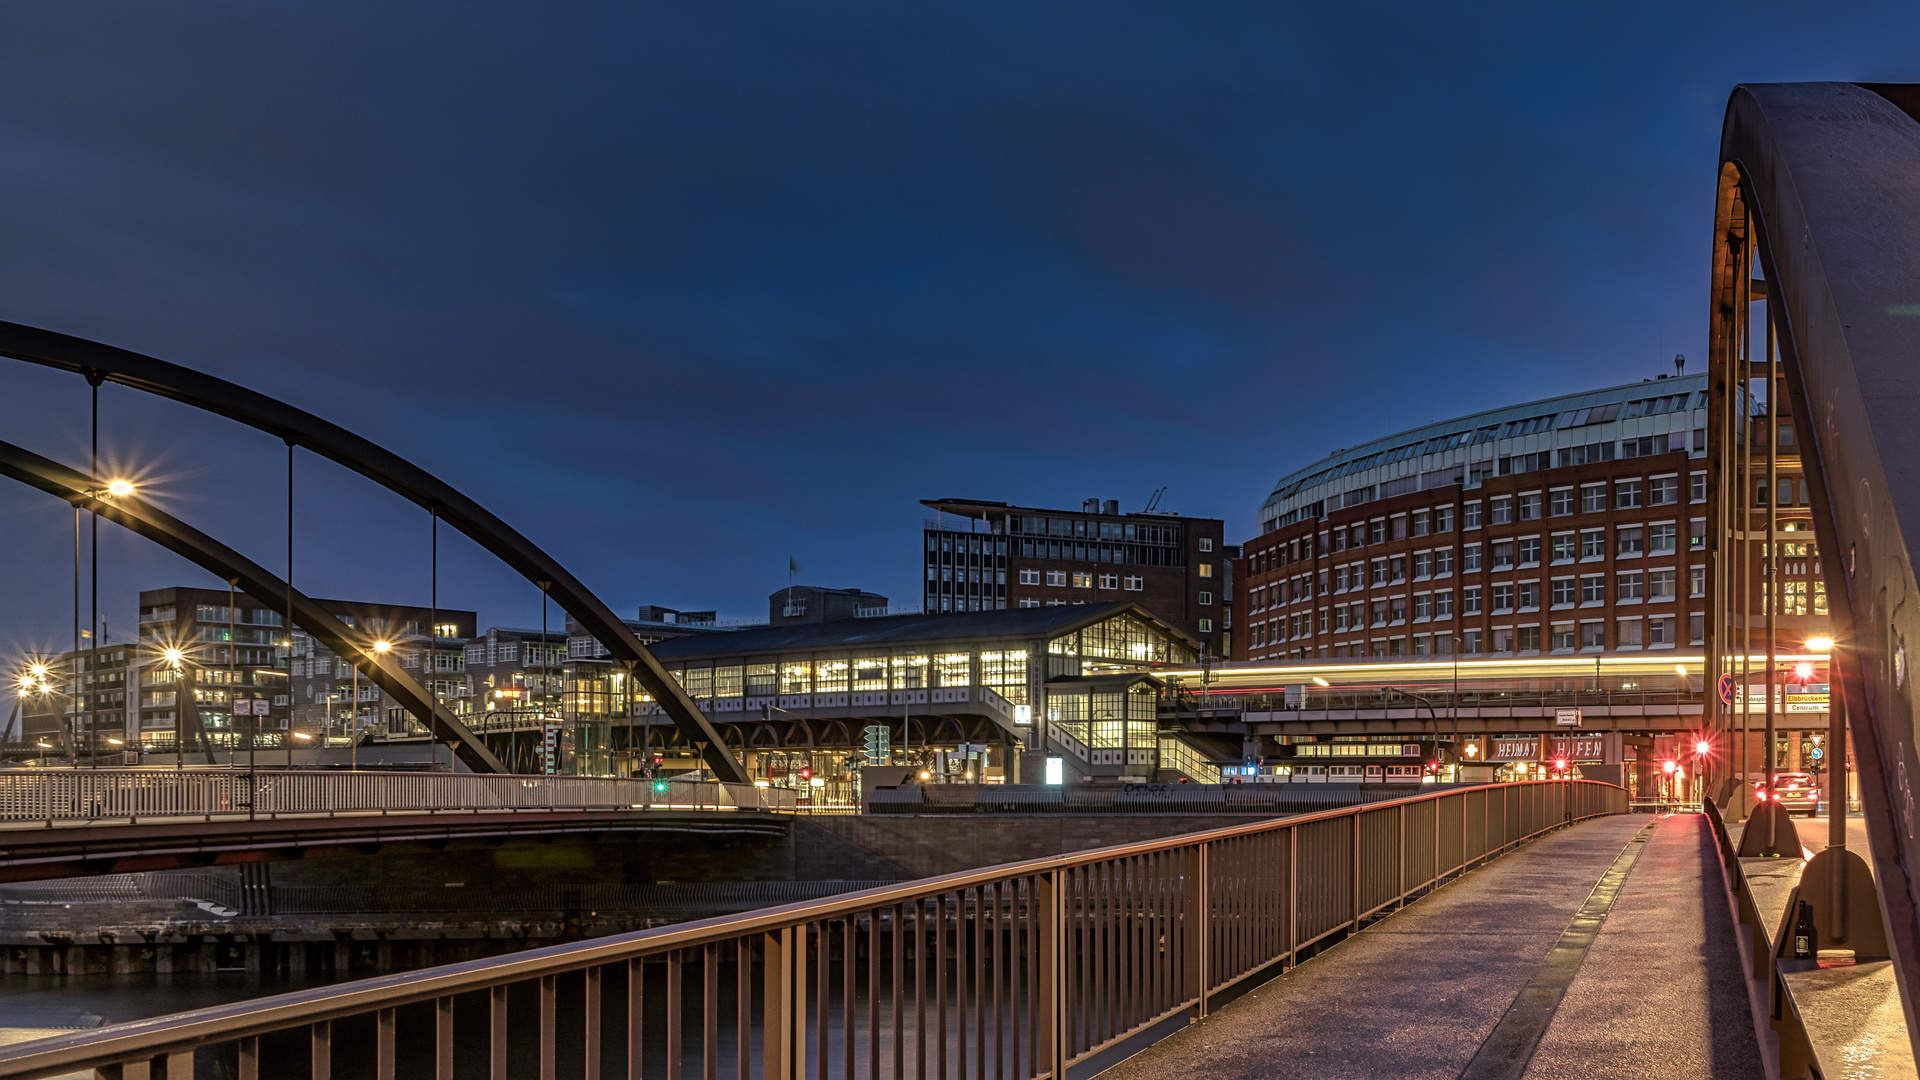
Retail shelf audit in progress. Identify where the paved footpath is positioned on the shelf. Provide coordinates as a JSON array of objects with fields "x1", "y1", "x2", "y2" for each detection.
[{"x1": 1099, "y1": 814, "x2": 1760, "y2": 1080}]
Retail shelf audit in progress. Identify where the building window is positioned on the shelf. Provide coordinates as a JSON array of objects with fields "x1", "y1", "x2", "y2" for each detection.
[
  {"x1": 1414, "y1": 593, "x2": 1432, "y2": 619},
  {"x1": 1519, "y1": 537, "x2": 1541, "y2": 566},
  {"x1": 1463, "y1": 586, "x2": 1482, "y2": 615},
  {"x1": 1690, "y1": 612, "x2": 1706, "y2": 644},
  {"x1": 1549, "y1": 489, "x2": 1575, "y2": 516},
  {"x1": 1580, "y1": 621, "x2": 1606, "y2": 650},
  {"x1": 1464, "y1": 502, "x2": 1482, "y2": 530},
  {"x1": 1617, "y1": 527, "x2": 1644, "y2": 557},
  {"x1": 1689, "y1": 566, "x2": 1705, "y2": 598},
  {"x1": 1412, "y1": 510, "x2": 1430, "y2": 536},
  {"x1": 1551, "y1": 622, "x2": 1576, "y2": 651},
  {"x1": 1098, "y1": 574, "x2": 1119, "y2": 589},
  {"x1": 1551, "y1": 578, "x2": 1576, "y2": 606},
  {"x1": 1648, "y1": 569, "x2": 1676, "y2": 600},
  {"x1": 1492, "y1": 542, "x2": 1514, "y2": 569},
  {"x1": 1581, "y1": 529, "x2": 1605, "y2": 559},
  {"x1": 1617, "y1": 618, "x2": 1644, "y2": 647},
  {"x1": 1071, "y1": 572, "x2": 1094, "y2": 588},
  {"x1": 1648, "y1": 616, "x2": 1676, "y2": 647},
  {"x1": 1617, "y1": 571, "x2": 1644, "y2": 602},
  {"x1": 1372, "y1": 558, "x2": 1390, "y2": 585},
  {"x1": 1492, "y1": 584, "x2": 1514, "y2": 613},
  {"x1": 1198, "y1": 538, "x2": 1213, "y2": 552},
  {"x1": 1046, "y1": 570, "x2": 1068, "y2": 587},
  {"x1": 1434, "y1": 589, "x2": 1453, "y2": 617},
  {"x1": 1493, "y1": 628, "x2": 1515, "y2": 654},
  {"x1": 1551, "y1": 532, "x2": 1577, "y2": 562},
  {"x1": 1517, "y1": 626, "x2": 1541, "y2": 653},
  {"x1": 1649, "y1": 476, "x2": 1680, "y2": 505},
  {"x1": 1436, "y1": 506, "x2": 1455, "y2": 532},
  {"x1": 1580, "y1": 484, "x2": 1606, "y2": 513},
  {"x1": 1123, "y1": 575, "x2": 1144, "y2": 591},
  {"x1": 1691, "y1": 472, "x2": 1708, "y2": 503},
  {"x1": 1462, "y1": 628, "x2": 1483, "y2": 654},
  {"x1": 1490, "y1": 496, "x2": 1513, "y2": 525},
  {"x1": 1464, "y1": 543, "x2": 1482, "y2": 572},
  {"x1": 1412, "y1": 634, "x2": 1430, "y2": 656},
  {"x1": 1198, "y1": 563, "x2": 1214, "y2": 579},
  {"x1": 1391, "y1": 556, "x2": 1406, "y2": 583},
  {"x1": 1372, "y1": 600, "x2": 1389, "y2": 626},
  {"x1": 1434, "y1": 547, "x2": 1454, "y2": 575},
  {"x1": 1199, "y1": 591, "x2": 1213, "y2": 606},
  {"x1": 1370, "y1": 519, "x2": 1387, "y2": 544},
  {"x1": 1690, "y1": 518, "x2": 1707, "y2": 550},
  {"x1": 1198, "y1": 619, "x2": 1212, "y2": 633},
  {"x1": 1616, "y1": 480, "x2": 1643, "y2": 509},
  {"x1": 1413, "y1": 551, "x2": 1432, "y2": 579},
  {"x1": 1019, "y1": 598, "x2": 1041, "y2": 609},
  {"x1": 1019, "y1": 568, "x2": 1041, "y2": 585},
  {"x1": 1581, "y1": 574, "x2": 1605, "y2": 604},
  {"x1": 1649, "y1": 524, "x2": 1677, "y2": 554},
  {"x1": 1518, "y1": 582, "x2": 1540, "y2": 609},
  {"x1": 1518, "y1": 493, "x2": 1542, "y2": 520}
]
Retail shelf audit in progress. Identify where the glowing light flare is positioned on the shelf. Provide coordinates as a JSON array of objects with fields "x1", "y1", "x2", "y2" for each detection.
[
  {"x1": 1661, "y1": 760, "x2": 1677, "y2": 775},
  {"x1": 1311, "y1": 677, "x2": 1330, "y2": 687},
  {"x1": 1792, "y1": 661, "x2": 1816, "y2": 684},
  {"x1": 1695, "y1": 739, "x2": 1713, "y2": 757},
  {"x1": 372, "y1": 641, "x2": 392, "y2": 654},
  {"x1": 106, "y1": 479, "x2": 134, "y2": 497},
  {"x1": 1806, "y1": 636, "x2": 1835, "y2": 652}
]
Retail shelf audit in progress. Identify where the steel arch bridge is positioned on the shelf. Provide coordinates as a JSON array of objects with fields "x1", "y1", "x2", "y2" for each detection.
[
  {"x1": 0, "y1": 321, "x2": 749, "y2": 783},
  {"x1": 1708, "y1": 82, "x2": 1920, "y2": 1051}
]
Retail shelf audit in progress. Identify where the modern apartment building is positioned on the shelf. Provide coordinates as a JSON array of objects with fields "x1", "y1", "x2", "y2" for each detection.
[{"x1": 922, "y1": 497, "x2": 1234, "y2": 659}]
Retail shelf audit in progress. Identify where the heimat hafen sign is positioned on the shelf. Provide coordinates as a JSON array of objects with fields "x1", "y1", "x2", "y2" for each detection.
[{"x1": 1487, "y1": 736, "x2": 1607, "y2": 763}]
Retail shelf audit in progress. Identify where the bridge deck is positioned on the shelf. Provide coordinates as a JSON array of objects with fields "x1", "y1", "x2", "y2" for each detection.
[{"x1": 1101, "y1": 813, "x2": 1761, "y2": 1080}]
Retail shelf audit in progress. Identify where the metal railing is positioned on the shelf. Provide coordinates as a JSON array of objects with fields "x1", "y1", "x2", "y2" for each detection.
[
  {"x1": 0, "y1": 779, "x2": 1623, "y2": 1080},
  {"x1": 0, "y1": 770, "x2": 797, "y2": 824}
]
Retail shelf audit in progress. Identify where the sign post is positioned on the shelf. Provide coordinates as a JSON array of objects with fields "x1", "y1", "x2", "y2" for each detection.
[{"x1": 1554, "y1": 708, "x2": 1583, "y2": 728}]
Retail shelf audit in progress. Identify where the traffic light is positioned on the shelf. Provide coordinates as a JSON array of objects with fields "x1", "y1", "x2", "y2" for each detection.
[
  {"x1": 1661, "y1": 760, "x2": 1677, "y2": 776},
  {"x1": 799, "y1": 766, "x2": 812, "y2": 781},
  {"x1": 1792, "y1": 661, "x2": 1816, "y2": 684},
  {"x1": 652, "y1": 780, "x2": 668, "y2": 794},
  {"x1": 1551, "y1": 756, "x2": 1569, "y2": 775},
  {"x1": 1425, "y1": 760, "x2": 1441, "y2": 775}
]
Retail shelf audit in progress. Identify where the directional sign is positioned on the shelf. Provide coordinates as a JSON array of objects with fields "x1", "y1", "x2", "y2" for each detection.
[
  {"x1": 1717, "y1": 673, "x2": 1735, "y2": 707},
  {"x1": 1554, "y1": 708, "x2": 1582, "y2": 728}
]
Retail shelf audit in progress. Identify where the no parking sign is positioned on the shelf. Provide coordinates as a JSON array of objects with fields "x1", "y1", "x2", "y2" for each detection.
[{"x1": 1717, "y1": 673, "x2": 1735, "y2": 706}]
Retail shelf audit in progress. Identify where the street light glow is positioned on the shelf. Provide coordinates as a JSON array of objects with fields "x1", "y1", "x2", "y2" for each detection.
[
  {"x1": 163, "y1": 648, "x2": 184, "y2": 665},
  {"x1": 1311, "y1": 677, "x2": 1330, "y2": 687},
  {"x1": 372, "y1": 640, "x2": 392, "y2": 653},
  {"x1": 106, "y1": 479, "x2": 134, "y2": 497},
  {"x1": 1806, "y1": 636, "x2": 1835, "y2": 652},
  {"x1": 1695, "y1": 739, "x2": 1712, "y2": 756}
]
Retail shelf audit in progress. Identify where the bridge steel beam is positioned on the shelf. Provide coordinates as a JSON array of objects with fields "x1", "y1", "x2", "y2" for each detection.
[
  {"x1": 0, "y1": 438, "x2": 508, "y2": 774},
  {"x1": 1716, "y1": 81, "x2": 1920, "y2": 1052},
  {"x1": 0, "y1": 321, "x2": 749, "y2": 783}
]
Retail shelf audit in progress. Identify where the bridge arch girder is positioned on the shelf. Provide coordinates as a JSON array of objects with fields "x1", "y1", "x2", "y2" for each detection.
[
  {"x1": 1714, "y1": 81, "x2": 1920, "y2": 1040},
  {"x1": 0, "y1": 437, "x2": 507, "y2": 773},
  {"x1": 0, "y1": 321, "x2": 746, "y2": 783}
]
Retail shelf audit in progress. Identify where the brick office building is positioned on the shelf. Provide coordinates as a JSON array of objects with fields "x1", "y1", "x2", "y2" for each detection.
[
  {"x1": 922, "y1": 498, "x2": 1234, "y2": 658},
  {"x1": 1235, "y1": 377, "x2": 1723, "y2": 662}
]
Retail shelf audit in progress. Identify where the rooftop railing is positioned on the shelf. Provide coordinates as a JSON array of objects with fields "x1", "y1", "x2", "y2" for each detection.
[{"x1": 0, "y1": 778, "x2": 1623, "y2": 1080}]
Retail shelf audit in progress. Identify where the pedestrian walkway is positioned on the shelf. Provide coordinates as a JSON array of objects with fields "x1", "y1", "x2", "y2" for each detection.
[{"x1": 1099, "y1": 814, "x2": 1760, "y2": 1080}]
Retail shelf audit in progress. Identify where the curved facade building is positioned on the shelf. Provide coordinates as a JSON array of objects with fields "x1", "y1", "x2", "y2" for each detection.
[{"x1": 1236, "y1": 374, "x2": 1713, "y2": 663}]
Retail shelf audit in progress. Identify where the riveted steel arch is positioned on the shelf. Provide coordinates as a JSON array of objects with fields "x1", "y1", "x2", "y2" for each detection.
[
  {"x1": 0, "y1": 321, "x2": 748, "y2": 783},
  {"x1": 1712, "y1": 82, "x2": 1920, "y2": 1046},
  {"x1": 0, "y1": 438, "x2": 509, "y2": 773}
]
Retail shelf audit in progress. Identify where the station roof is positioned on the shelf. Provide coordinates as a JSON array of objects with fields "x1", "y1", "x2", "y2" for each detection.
[{"x1": 645, "y1": 602, "x2": 1195, "y2": 660}]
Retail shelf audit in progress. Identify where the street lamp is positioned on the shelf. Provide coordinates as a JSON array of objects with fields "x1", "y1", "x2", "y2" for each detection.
[{"x1": 1806, "y1": 636, "x2": 1835, "y2": 653}]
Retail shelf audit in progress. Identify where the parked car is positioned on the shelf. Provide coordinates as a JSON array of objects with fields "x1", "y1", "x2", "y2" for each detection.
[{"x1": 1756, "y1": 771, "x2": 1820, "y2": 816}]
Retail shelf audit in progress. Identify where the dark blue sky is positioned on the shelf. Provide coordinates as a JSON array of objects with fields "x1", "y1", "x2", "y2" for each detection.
[{"x1": 2, "y1": 1, "x2": 1917, "y2": 656}]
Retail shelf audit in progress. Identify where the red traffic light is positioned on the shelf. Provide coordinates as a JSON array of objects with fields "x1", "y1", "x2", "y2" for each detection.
[
  {"x1": 1425, "y1": 760, "x2": 1441, "y2": 774},
  {"x1": 1661, "y1": 760, "x2": 1677, "y2": 775},
  {"x1": 1792, "y1": 661, "x2": 1816, "y2": 684},
  {"x1": 1694, "y1": 739, "x2": 1712, "y2": 757},
  {"x1": 799, "y1": 767, "x2": 812, "y2": 780},
  {"x1": 1552, "y1": 757, "x2": 1568, "y2": 772}
]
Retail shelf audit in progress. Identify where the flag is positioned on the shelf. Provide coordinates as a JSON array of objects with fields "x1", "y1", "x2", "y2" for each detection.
[{"x1": 789, "y1": 557, "x2": 802, "y2": 576}]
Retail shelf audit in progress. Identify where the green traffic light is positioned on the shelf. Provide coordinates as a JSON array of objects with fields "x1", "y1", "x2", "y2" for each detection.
[{"x1": 652, "y1": 781, "x2": 667, "y2": 793}]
